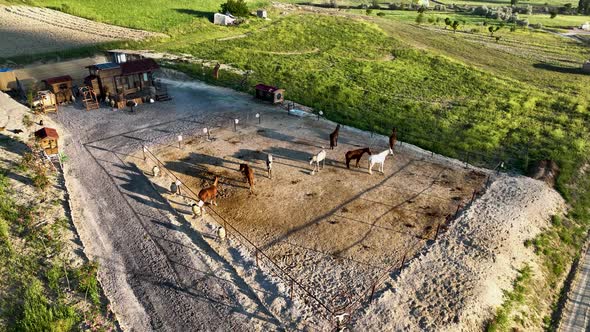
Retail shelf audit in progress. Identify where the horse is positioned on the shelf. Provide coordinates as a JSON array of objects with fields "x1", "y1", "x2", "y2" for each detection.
[
  {"x1": 389, "y1": 127, "x2": 397, "y2": 151},
  {"x1": 329, "y1": 124, "x2": 341, "y2": 150},
  {"x1": 266, "y1": 154, "x2": 273, "y2": 179},
  {"x1": 309, "y1": 149, "x2": 326, "y2": 174},
  {"x1": 345, "y1": 148, "x2": 371, "y2": 169},
  {"x1": 368, "y1": 148, "x2": 393, "y2": 174},
  {"x1": 198, "y1": 176, "x2": 220, "y2": 206},
  {"x1": 239, "y1": 163, "x2": 254, "y2": 193}
]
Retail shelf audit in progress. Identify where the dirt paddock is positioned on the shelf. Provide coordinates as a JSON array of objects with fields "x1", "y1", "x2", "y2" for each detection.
[{"x1": 133, "y1": 109, "x2": 487, "y2": 317}]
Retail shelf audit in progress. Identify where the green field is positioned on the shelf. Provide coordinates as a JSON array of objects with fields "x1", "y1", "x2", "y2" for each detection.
[{"x1": 3, "y1": 0, "x2": 590, "y2": 330}]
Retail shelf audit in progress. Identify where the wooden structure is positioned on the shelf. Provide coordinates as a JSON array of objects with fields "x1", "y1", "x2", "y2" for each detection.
[
  {"x1": 0, "y1": 68, "x2": 15, "y2": 91},
  {"x1": 34, "y1": 127, "x2": 59, "y2": 155},
  {"x1": 80, "y1": 86, "x2": 99, "y2": 111},
  {"x1": 107, "y1": 50, "x2": 145, "y2": 64},
  {"x1": 85, "y1": 59, "x2": 160, "y2": 107},
  {"x1": 42, "y1": 75, "x2": 73, "y2": 104},
  {"x1": 255, "y1": 84, "x2": 284, "y2": 104},
  {"x1": 33, "y1": 91, "x2": 58, "y2": 113}
]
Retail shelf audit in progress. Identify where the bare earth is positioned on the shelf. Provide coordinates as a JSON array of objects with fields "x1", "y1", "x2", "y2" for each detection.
[
  {"x1": 1, "y1": 71, "x2": 565, "y2": 330},
  {"x1": 0, "y1": 6, "x2": 165, "y2": 58}
]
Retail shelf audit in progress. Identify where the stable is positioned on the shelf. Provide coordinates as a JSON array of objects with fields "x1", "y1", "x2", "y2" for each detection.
[
  {"x1": 42, "y1": 75, "x2": 73, "y2": 104},
  {"x1": 85, "y1": 59, "x2": 160, "y2": 107},
  {"x1": 254, "y1": 84, "x2": 284, "y2": 104},
  {"x1": 34, "y1": 127, "x2": 59, "y2": 155}
]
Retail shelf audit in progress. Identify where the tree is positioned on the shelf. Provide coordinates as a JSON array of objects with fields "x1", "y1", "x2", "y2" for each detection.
[
  {"x1": 450, "y1": 20, "x2": 460, "y2": 33},
  {"x1": 511, "y1": 0, "x2": 518, "y2": 5},
  {"x1": 444, "y1": 17, "x2": 452, "y2": 28},
  {"x1": 220, "y1": 0, "x2": 249, "y2": 16},
  {"x1": 416, "y1": 12, "x2": 425, "y2": 24},
  {"x1": 488, "y1": 25, "x2": 501, "y2": 36},
  {"x1": 372, "y1": 0, "x2": 380, "y2": 8},
  {"x1": 549, "y1": 7, "x2": 558, "y2": 17},
  {"x1": 579, "y1": 0, "x2": 590, "y2": 14},
  {"x1": 366, "y1": 8, "x2": 373, "y2": 15}
]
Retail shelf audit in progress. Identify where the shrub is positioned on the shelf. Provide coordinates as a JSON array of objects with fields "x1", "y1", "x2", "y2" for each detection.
[
  {"x1": 220, "y1": 0, "x2": 249, "y2": 17},
  {"x1": 366, "y1": 8, "x2": 373, "y2": 15},
  {"x1": 530, "y1": 23, "x2": 543, "y2": 29},
  {"x1": 549, "y1": 8, "x2": 558, "y2": 17},
  {"x1": 22, "y1": 114, "x2": 33, "y2": 128},
  {"x1": 75, "y1": 261, "x2": 100, "y2": 305},
  {"x1": 473, "y1": 5, "x2": 489, "y2": 16},
  {"x1": 376, "y1": 12, "x2": 385, "y2": 16},
  {"x1": 416, "y1": 12, "x2": 425, "y2": 24}
]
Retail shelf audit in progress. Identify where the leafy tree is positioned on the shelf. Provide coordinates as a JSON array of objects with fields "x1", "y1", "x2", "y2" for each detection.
[
  {"x1": 511, "y1": 0, "x2": 518, "y2": 5},
  {"x1": 366, "y1": 8, "x2": 373, "y2": 15},
  {"x1": 220, "y1": 0, "x2": 249, "y2": 17},
  {"x1": 372, "y1": 0, "x2": 380, "y2": 8},
  {"x1": 488, "y1": 25, "x2": 501, "y2": 36},
  {"x1": 579, "y1": 0, "x2": 590, "y2": 14},
  {"x1": 416, "y1": 12, "x2": 425, "y2": 24},
  {"x1": 549, "y1": 7, "x2": 558, "y2": 17},
  {"x1": 444, "y1": 17, "x2": 452, "y2": 28},
  {"x1": 450, "y1": 20, "x2": 460, "y2": 33}
]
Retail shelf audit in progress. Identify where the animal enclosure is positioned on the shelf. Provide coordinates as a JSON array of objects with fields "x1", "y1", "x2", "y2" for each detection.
[{"x1": 135, "y1": 111, "x2": 487, "y2": 321}]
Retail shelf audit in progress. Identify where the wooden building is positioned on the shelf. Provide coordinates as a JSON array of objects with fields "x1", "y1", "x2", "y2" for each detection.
[
  {"x1": 255, "y1": 84, "x2": 284, "y2": 104},
  {"x1": 33, "y1": 91, "x2": 58, "y2": 113},
  {"x1": 34, "y1": 127, "x2": 59, "y2": 155},
  {"x1": 85, "y1": 59, "x2": 160, "y2": 107},
  {"x1": 42, "y1": 75, "x2": 73, "y2": 104}
]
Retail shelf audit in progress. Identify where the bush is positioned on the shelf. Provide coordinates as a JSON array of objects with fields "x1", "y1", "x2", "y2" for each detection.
[
  {"x1": 366, "y1": 8, "x2": 373, "y2": 15},
  {"x1": 473, "y1": 5, "x2": 489, "y2": 16},
  {"x1": 416, "y1": 12, "x2": 425, "y2": 24},
  {"x1": 530, "y1": 23, "x2": 543, "y2": 29},
  {"x1": 220, "y1": 0, "x2": 249, "y2": 17},
  {"x1": 376, "y1": 12, "x2": 386, "y2": 16}
]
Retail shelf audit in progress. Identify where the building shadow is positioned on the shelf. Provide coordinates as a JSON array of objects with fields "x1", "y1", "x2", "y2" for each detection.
[{"x1": 533, "y1": 62, "x2": 587, "y2": 75}]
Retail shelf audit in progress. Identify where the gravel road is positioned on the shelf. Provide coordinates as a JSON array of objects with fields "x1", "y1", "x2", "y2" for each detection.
[{"x1": 54, "y1": 79, "x2": 283, "y2": 331}]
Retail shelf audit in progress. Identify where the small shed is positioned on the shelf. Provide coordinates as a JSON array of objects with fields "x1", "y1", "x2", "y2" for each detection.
[
  {"x1": 34, "y1": 127, "x2": 59, "y2": 155},
  {"x1": 43, "y1": 75, "x2": 73, "y2": 104},
  {"x1": 214, "y1": 13, "x2": 236, "y2": 25},
  {"x1": 0, "y1": 68, "x2": 15, "y2": 91},
  {"x1": 257, "y1": 10, "x2": 267, "y2": 19},
  {"x1": 583, "y1": 60, "x2": 590, "y2": 74},
  {"x1": 33, "y1": 91, "x2": 58, "y2": 113},
  {"x1": 255, "y1": 84, "x2": 284, "y2": 104}
]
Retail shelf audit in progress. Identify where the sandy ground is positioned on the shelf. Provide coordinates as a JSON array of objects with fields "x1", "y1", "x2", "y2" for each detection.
[
  {"x1": 0, "y1": 6, "x2": 165, "y2": 58},
  {"x1": 134, "y1": 104, "x2": 487, "y2": 327},
  {"x1": 1, "y1": 69, "x2": 567, "y2": 330}
]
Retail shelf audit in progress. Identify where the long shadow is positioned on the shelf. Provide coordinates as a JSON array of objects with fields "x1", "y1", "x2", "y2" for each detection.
[
  {"x1": 261, "y1": 160, "x2": 414, "y2": 250},
  {"x1": 173, "y1": 8, "x2": 214, "y2": 22},
  {"x1": 257, "y1": 128, "x2": 324, "y2": 149},
  {"x1": 533, "y1": 62, "x2": 587, "y2": 75}
]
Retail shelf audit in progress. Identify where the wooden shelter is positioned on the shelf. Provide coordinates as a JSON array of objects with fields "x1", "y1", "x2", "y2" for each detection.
[
  {"x1": 42, "y1": 75, "x2": 73, "y2": 104},
  {"x1": 85, "y1": 59, "x2": 160, "y2": 107},
  {"x1": 255, "y1": 84, "x2": 284, "y2": 104},
  {"x1": 33, "y1": 91, "x2": 58, "y2": 113},
  {"x1": 34, "y1": 127, "x2": 59, "y2": 155}
]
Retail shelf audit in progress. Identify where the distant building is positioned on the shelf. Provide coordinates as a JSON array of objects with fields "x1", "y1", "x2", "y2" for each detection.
[
  {"x1": 214, "y1": 13, "x2": 236, "y2": 26},
  {"x1": 255, "y1": 84, "x2": 284, "y2": 104},
  {"x1": 583, "y1": 60, "x2": 590, "y2": 74}
]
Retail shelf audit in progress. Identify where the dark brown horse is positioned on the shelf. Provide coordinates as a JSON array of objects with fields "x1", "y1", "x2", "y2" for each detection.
[
  {"x1": 239, "y1": 163, "x2": 254, "y2": 193},
  {"x1": 345, "y1": 148, "x2": 371, "y2": 169},
  {"x1": 389, "y1": 127, "x2": 397, "y2": 151},
  {"x1": 330, "y1": 124, "x2": 341, "y2": 150}
]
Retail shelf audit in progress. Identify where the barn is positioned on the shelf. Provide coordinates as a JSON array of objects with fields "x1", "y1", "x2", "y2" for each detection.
[{"x1": 34, "y1": 127, "x2": 59, "y2": 155}]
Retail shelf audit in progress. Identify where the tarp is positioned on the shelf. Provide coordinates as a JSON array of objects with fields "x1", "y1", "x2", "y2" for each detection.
[{"x1": 214, "y1": 13, "x2": 235, "y2": 26}]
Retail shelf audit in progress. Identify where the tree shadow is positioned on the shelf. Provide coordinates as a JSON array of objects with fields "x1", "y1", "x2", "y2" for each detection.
[
  {"x1": 174, "y1": 8, "x2": 215, "y2": 22},
  {"x1": 533, "y1": 62, "x2": 587, "y2": 75}
]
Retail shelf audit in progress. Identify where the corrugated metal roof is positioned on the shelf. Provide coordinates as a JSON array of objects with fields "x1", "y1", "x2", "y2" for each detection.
[
  {"x1": 255, "y1": 84, "x2": 280, "y2": 93},
  {"x1": 120, "y1": 58, "x2": 159, "y2": 76},
  {"x1": 43, "y1": 75, "x2": 72, "y2": 85},
  {"x1": 87, "y1": 62, "x2": 120, "y2": 70},
  {"x1": 35, "y1": 127, "x2": 59, "y2": 139}
]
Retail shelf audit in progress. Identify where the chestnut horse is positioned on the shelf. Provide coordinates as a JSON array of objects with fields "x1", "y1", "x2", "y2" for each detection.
[
  {"x1": 198, "y1": 176, "x2": 220, "y2": 206},
  {"x1": 239, "y1": 163, "x2": 254, "y2": 193},
  {"x1": 389, "y1": 127, "x2": 397, "y2": 151},
  {"x1": 345, "y1": 148, "x2": 371, "y2": 169},
  {"x1": 329, "y1": 124, "x2": 341, "y2": 150}
]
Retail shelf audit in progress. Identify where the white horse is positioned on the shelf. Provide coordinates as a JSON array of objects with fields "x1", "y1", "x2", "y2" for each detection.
[
  {"x1": 368, "y1": 148, "x2": 393, "y2": 174},
  {"x1": 309, "y1": 149, "x2": 326, "y2": 174}
]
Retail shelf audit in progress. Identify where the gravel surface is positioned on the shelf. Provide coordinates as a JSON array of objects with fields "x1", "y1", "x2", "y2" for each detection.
[{"x1": 51, "y1": 80, "x2": 284, "y2": 331}]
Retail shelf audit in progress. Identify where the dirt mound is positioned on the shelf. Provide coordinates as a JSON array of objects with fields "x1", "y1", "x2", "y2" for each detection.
[
  {"x1": 529, "y1": 159, "x2": 560, "y2": 187},
  {"x1": 354, "y1": 175, "x2": 565, "y2": 330}
]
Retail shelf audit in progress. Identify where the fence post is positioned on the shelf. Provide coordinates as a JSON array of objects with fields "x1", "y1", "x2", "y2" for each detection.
[
  {"x1": 290, "y1": 280, "x2": 294, "y2": 300},
  {"x1": 400, "y1": 254, "x2": 407, "y2": 269},
  {"x1": 434, "y1": 222, "x2": 441, "y2": 241},
  {"x1": 471, "y1": 189, "x2": 477, "y2": 204},
  {"x1": 454, "y1": 203, "x2": 462, "y2": 217},
  {"x1": 255, "y1": 250, "x2": 259, "y2": 267},
  {"x1": 369, "y1": 283, "x2": 376, "y2": 303}
]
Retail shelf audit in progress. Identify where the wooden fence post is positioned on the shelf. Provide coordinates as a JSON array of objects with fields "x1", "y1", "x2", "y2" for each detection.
[{"x1": 434, "y1": 222, "x2": 441, "y2": 241}]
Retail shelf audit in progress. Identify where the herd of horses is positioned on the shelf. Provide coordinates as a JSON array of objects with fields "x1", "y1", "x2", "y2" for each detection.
[{"x1": 192, "y1": 125, "x2": 398, "y2": 212}]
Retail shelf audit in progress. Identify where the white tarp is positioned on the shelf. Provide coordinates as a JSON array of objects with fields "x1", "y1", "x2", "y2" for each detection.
[{"x1": 214, "y1": 13, "x2": 235, "y2": 26}]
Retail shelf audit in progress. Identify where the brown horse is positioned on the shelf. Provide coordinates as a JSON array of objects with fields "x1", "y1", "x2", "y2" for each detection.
[
  {"x1": 198, "y1": 176, "x2": 220, "y2": 206},
  {"x1": 330, "y1": 124, "x2": 341, "y2": 150},
  {"x1": 389, "y1": 127, "x2": 397, "y2": 151},
  {"x1": 345, "y1": 148, "x2": 371, "y2": 169},
  {"x1": 239, "y1": 163, "x2": 254, "y2": 193}
]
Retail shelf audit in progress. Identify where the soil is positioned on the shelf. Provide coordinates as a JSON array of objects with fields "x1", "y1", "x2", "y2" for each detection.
[{"x1": 0, "y1": 6, "x2": 165, "y2": 58}]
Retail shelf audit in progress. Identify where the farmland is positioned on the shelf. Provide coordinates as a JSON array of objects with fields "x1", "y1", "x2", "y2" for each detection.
[{"x1": 1, "y1": 0, "x2": 590, "y2": 330}]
